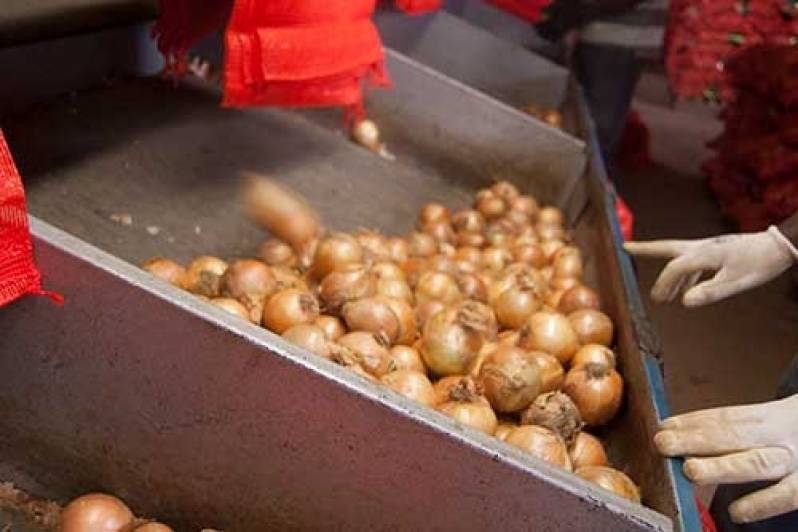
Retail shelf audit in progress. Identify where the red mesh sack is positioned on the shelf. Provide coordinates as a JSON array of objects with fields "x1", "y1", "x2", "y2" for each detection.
[
  {"x1": 487, "y1": 0, "x2": 552, "y2": 23},
  {"x1": 395, "y1": 0, "x2": 442, "y2": 15},
  {"x1": 0, "y1": 131, "x2": 62, "y2": 307}
]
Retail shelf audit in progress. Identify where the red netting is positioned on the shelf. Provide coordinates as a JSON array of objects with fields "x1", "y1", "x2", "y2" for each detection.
[
  {"x1": 395, "y1": 0, "x2": 442, "y2": 14},
  {"x1": 0, "y1": 131, "x2": 62, "y2": 307},
  {"x1": 487, "y1": 0, "x2": 553, "y2": 23}
]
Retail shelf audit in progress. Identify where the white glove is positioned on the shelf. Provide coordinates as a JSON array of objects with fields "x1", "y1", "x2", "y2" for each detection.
[
  {"x1": 656, "y1": 394, "x2": 798, "y2": 523},
  {"x1": 624, "y1": 226, "x2": 798, "y2": 307}
]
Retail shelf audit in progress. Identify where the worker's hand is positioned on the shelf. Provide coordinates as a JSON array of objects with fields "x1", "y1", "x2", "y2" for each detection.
[
  {"x1": 656, "y1": 395, "x2": 798, "y2": 523},
  {"x1": 624, "y1": 227, "x2": 798, "y2": 306}
]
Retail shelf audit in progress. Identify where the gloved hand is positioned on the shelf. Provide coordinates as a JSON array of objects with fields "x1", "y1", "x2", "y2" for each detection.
[
  {"x1": 656, "y1": 394, "x2": 798, "y2": 523},
  {"x1": 624, "y1": 226, "x2": 798, "y2": 306}
]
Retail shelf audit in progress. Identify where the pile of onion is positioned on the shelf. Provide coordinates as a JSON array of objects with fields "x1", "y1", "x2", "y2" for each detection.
[
  {"x1": 60, "y1": 493, "x2": 177, "y2": 532},
  {"x1": 141, "y1": 177, "x2": 639, "y2": 504}
]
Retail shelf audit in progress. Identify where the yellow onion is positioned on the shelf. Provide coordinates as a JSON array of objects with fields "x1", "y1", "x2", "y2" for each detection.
[
  {"x1": 220, "y1": 259, "x2": 277, "y2": 323},
  {"x1": 433, "y1": 375, "x2": 469, "y2": 405},
  {"x1": 388, "y1": 345, "x2": 426, "y2": 373},
  {"x1": 569, "y1": 309, "x2": 614, "y2": 346},
  {"x1": 182, "y1": 256, "x2": 228, "y2": 297},
  {"x1": 576, "y1": 466, "x2": 640, "y2": 503},
  {"x1": 342, "y1": 297, "x2": 401, "y2": 344},
  {"x1": 572, "y1": 344, "x2": 616, "y2": 369},
  {"x1": 538, "y1": 206, "x2": 564, "y2": 226},
  {"x1": 141, "y1": 258, "x2": 185, "y2": 287},
  {"x1": 552, "y1": 248, "x2": 583, "y2": 279},
  {"x1": 436, "y1": 377, "x2": 498, "y2": 435},
  {"x1": 408, "y1": 232, "x2": 438, "y2": 257},
  {"x1": 569, "y1": 432, "x2": 608, "y2": 469},
  {"x1": 258, "y1": 239, "x2": 296, "y2": 268},
  {"x1": 505, "y1": 425, "x2": 572, "y2": 471},
  {"x1": 371, "y1": 261, "x2": 405, "y2": 281},
  {"x1": 456, "y1": 273, "x2": 488, "y2": 303},
  {"x1": 356, "y1": 230, "x2": 390, "y2": 262},
  {"x1": 352, "y1": 119, "x2": 381, "y2": 151},
  {"x1": 563, "y1": 363, "x2": 623, "y2": 426},
  {"x1": 382, "y1": 370, "x2": 436, "y2": 406},
  {"x1": 476, "y1": 191, "x2": 508, "y2": 220},
  {"x1": 497, "y1": 329, "x2": 520, "y2": 346},
  {"x1": 513, "y1": 244, "x2": 547, "y2": 268},
  {"x1": 457, "y1": 232, "x2": 486, "y2": 248},
  {"x1": 296, "y1": 237, "x2": 320, "y2": 272},
  {"x1": 495, "y1": 423, "x2": 516, "y2": 442},
  {"x1": 478, "y1": 345, "x2": 543, "y2": 413},
  {"x1": 423, "y1": 221, "x2": 456, "y2": 244},
  {"x1": 386, "y1": 237, "x2": 409, "y2": 263},
  {"x1": 334, "y1": 331, "x2": 393, "y2": 377},
  {"x1": 211, "y1": 298, "x2": 252, "y2": 321},
  {"x1": 491, "y1": 180, "x2": 520, "y2": 201},
  {"x1": 427, "y1": 254, "x2": 458, "y2": 276},
  {"x1": 488, "y1": 264, "x2": 545, "y2": 306},
  {"x1": 262, "y1": 289, "x2": 320, "y2": 333},
  {"x1": 311, "y1": 233, "x2": 364, "y2": 280},
  {"x1": 540, "y1": 239, "x2": 566, "y2": 259},
  {"x1": 519, "y1": 311, "x2": 579, "y2": 364},
  {"x1": 494, "y1": 284, "x2": 543, "y2": 330},
  {"x1": 521, "y1": 391, "x2": 583, "y2": 445},
  {"x1": 60, "y1": 493, "x2": 135, "y2": 532},
  {"x1": 550, "y1": 276, "x2": 581, "y2": 292},
  {"x1": 420, "y1": 305, "x2": 486, "y2": 376},
  {"x1": 270, "y1": 266, "x2": 308, "y2": 291},
  {"x1": 416, "y1": 271, "x2": 461, "y2": 305},
  {"x1": 511, "y1": 195, "x2": 539, "y2": 219},
  {"x1": 482, "y1": 246, "x2": 513, "y2": 273},
  {"x1": 418, "y1": 202, "x2": 451, "y2": 226},
  {"x1": 455, "y1": 246, "x2": 483, "y2": 266},
  {"x1": 559, "y1": 285, "x2": 600, "y2": 314},
  {"x1": 504, "y1": 209, "x2": 531, "y2": 229},
  {"x1": 319, "y1": 264, "x2": 376, "y2": 315},
  {"x1": 544, "y1": 288, "x2": 567, "y2": 310},
  {"x1": 315, "y1": 315, "x2": 346, "y2": 341},
  {"x1": 282, "y1": 324, "x2": 331, "y2": 359},
  {"x1": 243, "y1": 174, "x2": 320, "y2": 250},
  {"x1": 452, "y1": 209, "x2": 486, "y2": 234},
  {"x1": 377, "y1": 276, "x2": 414, "y2": 303},
  {"x1": 401, "y1": 257, "x2": 429, "y2": 288},
  {"x1": 134, "y1": 524, "x2": 174, "y2": 532},
  {"x1": 529, "y1": 351, "x2": 565, "y2": 392}
]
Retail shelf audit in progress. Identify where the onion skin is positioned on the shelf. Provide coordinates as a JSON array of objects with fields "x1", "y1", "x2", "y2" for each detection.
[
  {"x1": 529, "y1": 351, "x2": 565, "y2": 392},
  {"x1": 558, "y1": 285, "x2": 600, "y2": 315},
  {"x1": 382, "y1": 370, "x2": 436, "y2": 406},
  {"x1": 315, "y1": 315, "x2": 347, "y2": 341},
  {"x1": 182, "y1": 256, "x2": 228, "y2": 297},
  {"x1": 563, "y1": 363, "x2": 624, "y2": 426},
  {"x1": 282, "y1": 324, "x2": 331, "y2": 359},
  {"x1": 243, "y1": 174, "x2": 320, "y2": 250},
  {"x1": 311, "y1": 233, "x2": 364, "y2": 280},
  {"x1": 319, "y1": 264, "x2": 376, "y2": 315},
  {"x1": 262, "y1": 289, "x2": 320, "y2": 334},
  {"x1": 141, "y1": 258, "x2": 185, "y2": 287},
  {"x1": 569, "y1": 432, "x2": 608, "y2": 469},
  {"x1": 220, "y1": 259, "x2": 277, "y2": 323},
  {"x1": 569, "y1": 309, "x2": 614, "y2": 347},
  {"x1": 576, "y1": 466, "x2": 641, "y2": 503},
  {"x1": 571, "y1": 344, "x2": 616, "y2": 369},
  {"x1": 521, "y1": 391, "x2": 583, "y2": 445},
  {"x1": 211, "y1": 298, "x2": 252, "y2": 321},
  {"x1": 519, "y1": 311, "x2": 580, "y2": 364},
  {"x1": 335, "y1": 332, "x2": 393, "y2": 377},
  {"x1": 505, "y1": 425, "x2": 572, "y2": 471},
  {"x1": 60, "y1": 493, "x2": 135, "y2": 532},
  {"x1": 343, "y1": 297, "x2": 401, "y2": 345},
  {"x1": 258, "y1": 239, "x2": 296, "y2": 268},
  {"x1": 478, "y1": 346, "x2": 543, "y2": 413},
  {"x1": 388, "y1": 345, "x2": 426, "y2": 373}
]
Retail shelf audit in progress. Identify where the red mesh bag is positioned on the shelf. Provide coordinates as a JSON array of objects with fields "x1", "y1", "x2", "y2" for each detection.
[
  {"x1": 395, "y1": 0, "x2": 442, "y2": 14},
  {"x1": 487, "y1": 0, "x2": 552, "y2": 22},
  {"x1": 0, "y1": 131, "x2": 62, "y2": 307}
]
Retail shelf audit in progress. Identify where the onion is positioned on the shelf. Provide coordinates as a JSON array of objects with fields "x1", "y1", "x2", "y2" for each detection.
[
  {"x1": 572, "y1": 344, "x2": 616, "y2": 369},
  {"x1": 348, "y1": 363, "x2": 380, "y2": 383},
  {"x1": 418, "y1": 203, "x2": 451, "y2": 226},
  {"x1": 220, "y1": 259, "x2": 277, "y2": 322},
  {"x1": 559, "y1": 285, "x2": 600, "y2": 314},
  {"x1": 456, "y1": 273, "x2": 488, "y2": 302},
  {"x1": 540, "y1": 239, "x2": 566, "y2": 260},
  {"x1": 495, "y1": 423, "x2": 516, "y2": 442},
  {"x1": 485, "y1": 226, "x2": 516, "y2": 248},
  {"x1": 352, "y1": 119, "x2": 381, "y2": 151},
  {"x1": 401, "y1": 257, "x2": 429, "y2": 288},
  {"x1": 513, "y1": 244, "x2": 546, "y2": 268},
  {"x1": 569, "y1": 309, "x2": 614, "y2": 347},
  {"x1": 505, "y1": 426, "x2": 572, "y2": 471},
  {"x1": 388, "y1": 345, "x2": 426, "y2": 373},
  {"x1": 455, "y1": 246, "x2": 483, "y2": 266},
  {"x1": 563, "y1": 363, "x2": 623, "y2": 426},
  {"x1": 134, "y1": 524, "x2": 174, "y2": 532},
  {"x1": 282, "y1": 324, "x2": 331, "y2": 359},
  {"x1": 482, "y1": 246, "x2": 513, "y2": 273},
  {"x1": 469, "y1": 341, "x2": 496, "y2": 377},
  {"x1": 569, "y1": 432, "x2": 608, "y2": 469},
  {"x1": 258, "y1": 239, "x2": 296, "y2": 268},
  {"x1": 495, "y1": 285, "x2": 542, "y2": 330},
  {"x1": 575, "y1": 466, "x2": 640, "y2": 503},
  {"x1": 423, "y1": 221, "x2": 456, "y2": 244},
  {"x1": 270, "y1": 266, "x2": 308, "y2": 291},
  {"x1": 381, "y1": 370, "x2": 436, "y2": 406},
  {"x1": 553, "y1": 251, "x2": 583, "y2": 279},
  {"x1": 497, "y1": 329, "x2": 520, "y2": 346},
  {"x1": 416, "y1": 271, "x2": 461, "y2": 305},
  {"x1": 452, "y1": 210, "x2": 485, "y2": 234},
  {"x1": 311, "y1": 233, "x2": 364, "y2": 280},
  {"x1": 478, "y1": 345, "x2": 543, "y2": 412},
  {"x1": 550, "y1": 276, "x2": 581, "y2": 292},
  {"x1": 296, "y1": 237, "x2": 319, "y2": 272},
  {"x1": 386, "y1": 237, "x2": 409, "y2": 263},
  {"x1": 504, "y1": 209, "x2": 531, "y2": 229},
  {"x1": 529, "y1": 351, "x2": 565, "y2": 392},
  {"x1": 439, "y1": 242, "x2": 456, "y2": 257},
  {"x1": 538, "y1": 206, "x2": 564, "y2": 226},
  {"x1": 521, "y1": 391, "x2": 583, "y2": 445},
  {"x1": 343, "y1": 297, "x2": 401, "y2": 344},
  {"x1": 315, "y1": 315, "x2": 346, "y2": 341},
  {"x1": 433, "y1": 375, "x2": 469, "y2": 405},
  {"x1": 262, "y1": 289, "x2": 320, "y2": 333},
  {"x1": 420, "y1": 305, "x2": 485, "y2": 376},
  {"x1": 436, "y1": 377, "x2": 498, "y2": 435},
  {"x1": 371, "y1": 261, "x2": 405, "y2": 281},
  {"x1": 318, "y1": 264, "x2": 376, "y2": 315},
  {"x1": 476, "y1": 192, "x2": 507, "y2": 220},
  {"x1": 334, "y1": 331, "x2": 393, "y2": 377},
  {"x1": 427, "y1": 254, "x2": 458, "y2": 276},
  {"x1": 211, "y1": 298, "x2": 251, "y2": 321},
  {"x1": 457, "y1": 232, "x2": 486, "y2": 248},
  {"x1": 242, "y1": 174, "x2": 320, "y2": 250},
  {"x1": 182, "y1": 256, "x2": 228, "y2": 297},
  {"x1": 511, "y1": 195, "x2": 539, "y2": 219},
  {"x1": 377, "y1": 276, "x2": 414, "y2": 303},
  {"x1": 356, "y1": 230, "x2": 390, "y2": 262},
  {"x1": 60, "y1": 493, "x2": 134, "y2": 532},
  {"x1": 519, "y1": 311, "x2": 579, "y2": 364},
  {"x1": 141, "y1": 258, "x2": 185, "y2": 287},
  {"x1": 491, "y1": 180, "x2": 520, "y2": 201},
  {"x1": 415, "y1": 300, "x2": 446, "y2": 330},
  {"x1": 544, "y1": 288, "x2": 566, "y2": 310},
  {"x1": 408, "y1": 232, "x2": 437, "y2": 258},
  {"x1": 488, "y1": 265, "x2": 545, "y2": 307}
]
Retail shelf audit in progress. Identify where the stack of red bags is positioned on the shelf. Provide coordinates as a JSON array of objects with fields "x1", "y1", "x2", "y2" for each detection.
[
  {"x1": 666, "y1": 0, "x2": 798, "y2": 102},
  {"x1": 703, "y1": 45, "x2": 798, "y2": 231}
]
